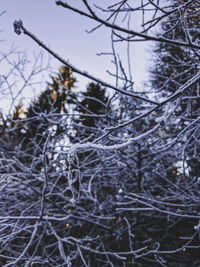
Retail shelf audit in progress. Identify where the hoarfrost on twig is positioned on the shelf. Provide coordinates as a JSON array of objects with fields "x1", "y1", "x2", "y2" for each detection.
[{"x1": 13, "y1": 20, "x2": 23, "y2": 35}]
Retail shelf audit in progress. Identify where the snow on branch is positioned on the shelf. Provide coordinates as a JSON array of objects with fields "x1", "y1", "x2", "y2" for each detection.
[
  {"x1": 68, "y1": 122, "x2": 160, "y2": 155},
  {"x1": 56, "y1": 1, "x2": 200, "y2": 50},
  {"x1": 13, "y1": 20, "x2": 158, "y2": 105}
]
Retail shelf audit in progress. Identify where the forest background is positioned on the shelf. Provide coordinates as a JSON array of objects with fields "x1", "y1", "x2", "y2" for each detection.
[{"x1": 0, "y1": 1, "x2": 200, "y2": 266}]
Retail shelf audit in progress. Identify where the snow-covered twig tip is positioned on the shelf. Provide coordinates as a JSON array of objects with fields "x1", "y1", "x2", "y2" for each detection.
[{"x1": 13, "y1": 20, "x2": 23, "y2": 35}]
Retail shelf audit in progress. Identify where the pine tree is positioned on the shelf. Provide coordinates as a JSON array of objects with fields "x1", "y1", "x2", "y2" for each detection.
[
  {"x1": 72, "y1": 82, "x2": 109, "y2": 141},
  {"x1": 10, "y1": 66, "x2": 76, "y2": 163},
  {"x1": 151, "y1": 0, "x2": 200, "y2": 178},
  {"x1": 148, "y1": 0, "x2": 200, "y2": 263}
]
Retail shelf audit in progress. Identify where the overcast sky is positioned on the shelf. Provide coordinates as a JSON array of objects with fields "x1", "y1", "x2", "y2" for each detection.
[{"x1": 1, "y1": 0, "x2": 150, "y2": 97}]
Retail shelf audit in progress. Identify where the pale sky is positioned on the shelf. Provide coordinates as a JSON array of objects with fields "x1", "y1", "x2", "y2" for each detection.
[{"x1": 1, "y1": 0, "x2": 150, "y2": 107}]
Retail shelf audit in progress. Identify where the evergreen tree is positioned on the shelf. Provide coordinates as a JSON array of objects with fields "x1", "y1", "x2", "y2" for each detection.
[
  {"x1": 72, "y1": 82, "x2": 109, "y2": 141},
  {"x1": 11, "y1": 66, "x2": 76, "y2": 164},
  {"x1": 151, "y1": 0, "x2": 200, "y2": 178},
  {"x1": 147, "y1": 0, "x2": 200, "y2": 263}
]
